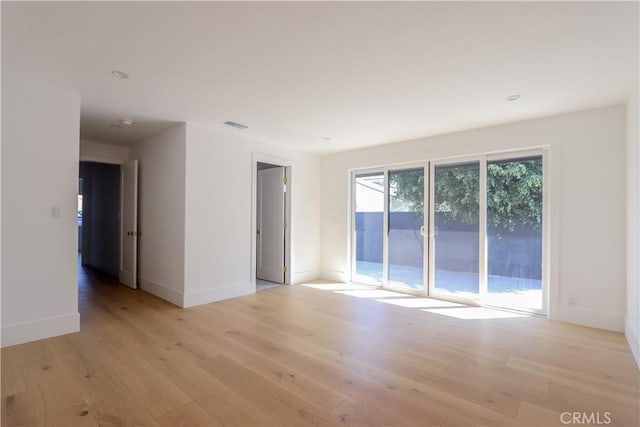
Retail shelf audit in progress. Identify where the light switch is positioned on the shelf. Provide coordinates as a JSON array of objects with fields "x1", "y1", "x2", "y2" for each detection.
[{"x1": 50, "y1": 206, "x2": 61, "y2": 218}]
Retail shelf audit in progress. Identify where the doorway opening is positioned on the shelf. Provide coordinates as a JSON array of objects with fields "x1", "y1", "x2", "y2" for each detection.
[
  {"x1": 79, "y1": 161, "x2": 121, "y2": 278},
  {"x1": 252, "y1": 156, "x2": 292, "y2": 292},
  {"x1": 78, "y1": 159, "x2": 139, "y2": 290}
]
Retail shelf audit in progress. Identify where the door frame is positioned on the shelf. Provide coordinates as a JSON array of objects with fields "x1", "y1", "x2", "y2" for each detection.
[{"x1": 251, "y1": 153, "x2": 292, "y2": 291}]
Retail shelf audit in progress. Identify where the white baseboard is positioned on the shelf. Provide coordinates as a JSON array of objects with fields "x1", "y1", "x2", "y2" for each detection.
[
  {"x1": 625, "y1": 316, "x2": 640, "y2": 369},
  {"x1": 291, "y1": 270, "x2": 320, "y2": 285},
  {"x1": 320, "y1": 269, "x2": 347, "y2": 282},
  {"x1": 1, "y1": 312, "x2": 80, "y2": 348},
  {"x1": 139, "y1": 277, "x2": 184, "y2": 307},
  {"x1": 183, "y1": 283, "x2": 253, "y2": 308},
  {"x1": 552, "y1": 307, "x2": 625, "y2": 332}
]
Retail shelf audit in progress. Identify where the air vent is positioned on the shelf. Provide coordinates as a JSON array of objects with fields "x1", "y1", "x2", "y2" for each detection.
[{"x1": 224, "y1": 121, "x2": 248, "y2": 130}]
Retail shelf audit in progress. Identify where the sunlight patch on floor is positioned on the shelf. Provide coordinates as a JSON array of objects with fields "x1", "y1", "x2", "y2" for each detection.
[
  {"x1": 423, "y1": 306, "x2": 527, "y2": 320},
  {"x1": 302, "y1": 282, "x2": 372, "y2": 291},
  {"x1": 375, "y1": 297, "x2": 464, "y2": 309},
  {"x1": 333, "y1": 289, "x2": 408, "y2": 299},
  {"x1": 303, "y1": 281, "x2": 531, "y2": 320}
]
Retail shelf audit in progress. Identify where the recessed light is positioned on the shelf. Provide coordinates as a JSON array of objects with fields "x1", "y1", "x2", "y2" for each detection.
[
  {"x1": 224, "y1": 121, "x2": 248, "y2": 130},
  {"x1": 118, "y1": 118, "x2": 133, "y2": 126},
  {"x1": 506, "y1": 94, "x2": 521, "y2": 101},
  {"x1": 321, "y1": 137, "x2": 332, "y2": 142},
  {"x1": 111, "y1": 70, "x2": 130, "y2": 79}
]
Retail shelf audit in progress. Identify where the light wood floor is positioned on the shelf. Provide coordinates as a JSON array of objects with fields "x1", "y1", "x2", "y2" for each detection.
[{"x1": 2, "y1": 267, "x2": 638, "y2": 426}]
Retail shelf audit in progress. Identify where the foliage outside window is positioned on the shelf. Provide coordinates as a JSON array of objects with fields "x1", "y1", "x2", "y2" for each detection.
[{"x1": 390, "y1": 157, "x2": 542, "y2": 232}]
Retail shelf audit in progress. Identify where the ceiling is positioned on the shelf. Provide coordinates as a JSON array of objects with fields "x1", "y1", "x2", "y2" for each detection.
[{"x1": 2, "y1": 2, "x2": 638, "y2": 153}]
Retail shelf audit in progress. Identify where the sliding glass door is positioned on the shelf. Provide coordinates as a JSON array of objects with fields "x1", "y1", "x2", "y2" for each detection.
[
  {"x1": 353, "y1": 171, "x2": 385, "y2": 285},
  {"x1": 351, "y1": 150, "x2": 546, "y2": 314},
  {"x1": 387, "y1": 167, "x2": 426, "y2": 292},
  {"x1": 485, "y1": 155, "x2": 544, "y2": 312},
  {"x1": 429, "y1": 161, "x2": 481, "y2": 302}
]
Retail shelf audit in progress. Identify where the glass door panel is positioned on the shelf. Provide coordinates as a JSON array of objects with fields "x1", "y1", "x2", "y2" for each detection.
[
  {"x1": 431, "y1": 162, "x2": 480, "y2": 301},
  {"x1": 387, "y1": 167, "x2": 425, "y2": 291},
  {"x1": 486, "y1": 156, "x2": 543, "y2": 312},
  {"x1": 353, "y1": 172, "x2": 385, "y2": 284}
]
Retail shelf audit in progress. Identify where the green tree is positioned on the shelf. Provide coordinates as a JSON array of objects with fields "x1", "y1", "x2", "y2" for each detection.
[
  {"x1": 390, "y1": 158, "x2": 542, "y2": 231},
  {"x1": 486, "y1": 158, "x2": 542, "y2": 231},
  {"x1": 390, "y1": 169, "x2": 425, "y2": 214},
  {"x1": 433, "y1": 163, "x2": 480, "y2": 225}
]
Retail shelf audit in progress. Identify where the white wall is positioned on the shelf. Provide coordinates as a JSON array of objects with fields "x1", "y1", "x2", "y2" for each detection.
[
  {"x1": 128, "y1": 122, "x2": 320, "y2": 309},
  {"x1": 626, "y1": 79, "x2": 639, "y2": 366},
  {"x1": 1, "y1": 73, "x2": 81, "y2": 347},
  {"x1": 80, "y1": 139, "x2": 131, "y2": 164},
  {"x1": 131, "y1": 124, "x2": 187, "y2": 306},
  {"x1": 183, "y1": 123, "x2": 321, "y2": 307},
  {"x1": 321, "y1": 105, "x2": 627, "y2": 332}
]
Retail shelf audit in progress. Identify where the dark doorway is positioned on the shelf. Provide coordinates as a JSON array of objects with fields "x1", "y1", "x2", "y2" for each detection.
[{"x1": 79, "y1": 161, "x2": 120, "y2": 277}]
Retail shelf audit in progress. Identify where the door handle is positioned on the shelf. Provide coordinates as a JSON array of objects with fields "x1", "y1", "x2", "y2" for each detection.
[
  {"x1": 127, "y1": 231, "x2": 141, "y2": 236},
  {"x1": 420, "y1": 225, "x2": 425, "y2": 236},
  {"x1": 257, "y1": 229, "x2": 260, "y2": 235}
]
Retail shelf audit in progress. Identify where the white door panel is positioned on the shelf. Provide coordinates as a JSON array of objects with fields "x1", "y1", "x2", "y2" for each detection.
[
  {"x1": 119, "y1": 159, "x2": 138, "y2": 289},
  {"x1": 257, "y1": 167, "x2": 285, "y2": 283}
]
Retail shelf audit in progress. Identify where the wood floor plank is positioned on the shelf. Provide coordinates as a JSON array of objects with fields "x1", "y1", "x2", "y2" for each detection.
[
  {"x1": 212, "y1": 294, "x2": 526, "y2": 418},
  {"x1": 330, "y1": 397, "x2": 422, "y2": 427},
  {"x1": 155, "y1": 402, "x2": 224, "y2": 427},
  {"x1": 147, "y1": 348, "x2": 283, "y2": 426},
  {"x1": 439, "y1": 415, "x2": 474, "y2": 427},
  {"x1": 196, "y1": 353, "x2": 338, "y2": 426},
  {"x1": 92, "y1": 331, "x2": 192, "y2": 418},
  {"x1": 546, "y1": 383, "x2": 639, "y2": 426},
  {"x1": 21, "y1": 357, "x2": 98, "y2": 426},
  {"x1": 127, "y1": 301, "x2": 349, "y2": 413},
  {"x1": 0, "y1": 347, "x2": 27, "y2": 398},
  {"x1": 506, "y1": 356, "x2": 638, "y2": 407},
  {"x1": 145, "y1": 313, "x2": 350, "y2": 413},
  {"x1": 44, "y1": 335, "x2": 119, "y2": 405},
  {"x1": 1, "y1": 393, "x2": 38, "y2": 426},
  {"x1": 89, "y1": 386, "x2": 159, "y2": 427},
  {"x1": 216, "y1": 325, "x2": 450, "y2": 426},
  {"x1": 516, "y1": 401, "x2": 563, "y2": 426},
  {"x1": 1, "y1": 269, "x2": 638, "y2": 427}
]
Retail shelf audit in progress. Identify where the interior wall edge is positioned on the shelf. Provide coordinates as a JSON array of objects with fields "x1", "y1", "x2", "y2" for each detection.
[
  {"x1": 138, "y1": 277, "x2": 184, "y2": 308},
  {"x1": 182, "y1": 282, "x2": 254, "y2": 308}
]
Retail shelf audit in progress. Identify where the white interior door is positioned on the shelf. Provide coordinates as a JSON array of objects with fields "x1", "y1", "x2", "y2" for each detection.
[
  {"x1": 257, "y1": 167, "x2": 285, "y2": 283},
  {"x1": 119, "y1": 159, "x2": 138, "y2": 289}
]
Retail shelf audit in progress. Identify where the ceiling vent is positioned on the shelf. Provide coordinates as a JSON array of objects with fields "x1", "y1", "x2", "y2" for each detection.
[{"x1": 224, "y1": 121, "x2": 248, "y2": 130}]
